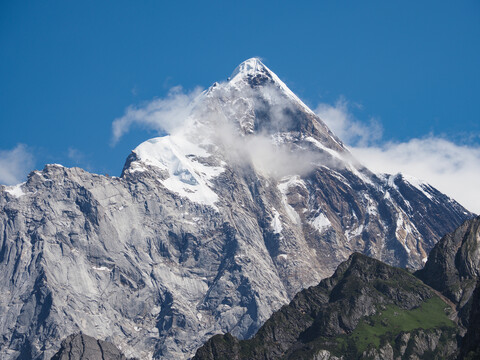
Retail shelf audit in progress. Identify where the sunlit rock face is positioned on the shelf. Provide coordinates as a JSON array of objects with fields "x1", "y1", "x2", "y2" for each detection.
[{"x1": 0, "y1": 58, "x2": 473, "y2": 359}]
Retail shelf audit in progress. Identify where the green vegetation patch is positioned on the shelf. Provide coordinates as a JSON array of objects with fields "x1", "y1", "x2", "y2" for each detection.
[
  {"x1": 288, "y1": 296, "x2": 456, "y2": 359},
  {"x1": 340, "y1": 296, "x2": 455, "y2": 354}
]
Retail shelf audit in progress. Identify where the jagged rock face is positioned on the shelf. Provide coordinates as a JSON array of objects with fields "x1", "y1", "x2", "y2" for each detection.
[
  {"x1": 416, "y1": 216, "x2": 480, "y2": 327},
  {"x1": 0, "y1": 58, "x2": 473, "y2": 360},
  {"x1": 193, "y1": 253, "x2": 459, "y2": 360},
  {"x1": 51, "y1": 333, "x2": 132, "y2": 360},
  {"x1": 360, "y1": 329, "x2": 459, "y2": 360}
]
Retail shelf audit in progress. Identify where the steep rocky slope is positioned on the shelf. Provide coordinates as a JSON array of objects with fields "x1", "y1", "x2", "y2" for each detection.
[
  {"x1": 0, "y1": 58, "x2": 473, "y2": 359},
  {"x1": 193, "y1": 253, "x2": 459, "y2": 360}
]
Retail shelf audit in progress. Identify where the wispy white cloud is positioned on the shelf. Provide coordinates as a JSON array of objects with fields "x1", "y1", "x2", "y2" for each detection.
[
  {"x1": 212, "y1": 121, "x2": 328, "y2": 178},
  {"x1": 0, "y1": 144, "x2": 35, "y2": 185},
  {"x1": 111, "y1": 86, "x2": 203, "y2": 145},
  {"x1": 315, "y1": 98, "x2": 382, "y2": 146},
  {"x1": 315, "y1": 99, "x2": 480, "y2": 214}
]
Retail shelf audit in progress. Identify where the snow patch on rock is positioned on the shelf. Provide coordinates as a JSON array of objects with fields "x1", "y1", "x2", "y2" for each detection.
[
  {"x1": 402, "y1": 174, "x2": 434, "y2": 200},
  {"x1": 133, "y1": 135, "x2": 224, "y2": 208},
  {"x1": 310, "y1": 213, "x2": 331, "y2": 233},
  {"x1": 271, "y1": 209, "x2": 283, "y2": 234},
  {"x1": 230, "y1": 58, "x2": 315, "y2": 116},
  {"x1": 4, "y1": 183, "x2": 26, "y2": 198},
  {"x1": 278, "y1": 176, "x2": 304, "y2": 225}
]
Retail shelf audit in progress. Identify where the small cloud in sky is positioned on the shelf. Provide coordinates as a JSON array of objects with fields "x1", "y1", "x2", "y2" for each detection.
[
  {"x1": 315, "y1": 99, "x2": 480, "y2": 214},
  {"x1": 0, "y1": 144, "x2": 35, "y2": 185},
  {"x1": 315, "y1": 97, "x2": 382, "y2": 146},
  {"x1": 111, "y1": 86, "x2": 203, "y2": 146},
  {"x1": 67, "y1": 147, "x2": 97, "y2": 172}
]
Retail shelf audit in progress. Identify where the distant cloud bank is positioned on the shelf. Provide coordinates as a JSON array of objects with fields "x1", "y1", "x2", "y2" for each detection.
[{"x1": 316, "y1": 100, "x2": 480, "y2": 214}]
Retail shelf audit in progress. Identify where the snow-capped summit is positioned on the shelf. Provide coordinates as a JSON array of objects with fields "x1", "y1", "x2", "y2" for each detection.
[
  {"x1": 124, "y1": 58, "x2": 353, "y2": 210},
  {"x1": 230, "y1": 57, "x2": 267, "y2": 79},
  {"x1": 227, "y1": 57, "x2": 317, "y2": 118},
  {"x1": 229, "y1": 57, "x2": 287, "y2": 90}
]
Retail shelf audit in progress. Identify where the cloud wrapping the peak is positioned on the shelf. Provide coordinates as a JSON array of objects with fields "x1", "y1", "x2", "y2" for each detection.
[
  {"x1": 0, "y1": 144, "x2": 35, "y2": 185},
  {"x1": 212, "y1": 120, "x2": 328, "y2": 178},
  {"x1": 112, "y1": 81, "x2": 332, "y2": 178},
  {"x1": 111, "y1": 86, "x2": 203, "y2": 145}
]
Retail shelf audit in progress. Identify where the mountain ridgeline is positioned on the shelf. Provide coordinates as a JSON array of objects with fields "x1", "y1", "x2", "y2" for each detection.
[{"x1": 0, "y1": 58, "x2": 474, "y2": 359}]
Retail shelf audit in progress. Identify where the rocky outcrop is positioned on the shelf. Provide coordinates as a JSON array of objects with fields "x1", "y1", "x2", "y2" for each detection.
[
  {"x1": 193, "y1": 253, "x2": 459, "y2": 360},
  {"x1": 51, "y1": 333, "x2": 133, "y2": 360},
  {"x1": 361, "y1": 329, "x2": 458, "y2": 360},
  {"x1": 0, "y1": 59, "x2": 472, "y2": 360},
  {"x1": 415, "y1": 216, "x2": 480, "y2": 327}
]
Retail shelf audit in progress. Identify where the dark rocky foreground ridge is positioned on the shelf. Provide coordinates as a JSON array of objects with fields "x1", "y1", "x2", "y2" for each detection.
[
  {"x1": 194, "y1": 216, "x2": 480, "y2": 360},
  {"x1": 193, "y1": 253, "x2": 459, "y2": 360},
  {"x1": 0, "y1": 58, "x2": 474, "y2": 359}
]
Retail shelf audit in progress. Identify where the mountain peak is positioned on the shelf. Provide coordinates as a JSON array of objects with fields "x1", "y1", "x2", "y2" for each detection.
[
  {"x1": 226, "y1": 58, "x2": 316, "y2": 118},
  {"x1": 230, "y1": 57, "x2": 269, "y2": 79}
]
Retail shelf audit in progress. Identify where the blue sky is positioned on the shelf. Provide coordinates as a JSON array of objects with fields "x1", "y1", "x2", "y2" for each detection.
[{"x1": 1, "y1": 1, "x2": 479, "y2": 211}]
